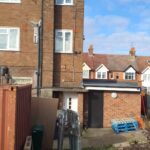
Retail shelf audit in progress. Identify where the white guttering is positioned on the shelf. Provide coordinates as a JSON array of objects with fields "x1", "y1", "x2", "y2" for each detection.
[{"x1": 85, "y1": 87, "x2": 140, "y2": 92}]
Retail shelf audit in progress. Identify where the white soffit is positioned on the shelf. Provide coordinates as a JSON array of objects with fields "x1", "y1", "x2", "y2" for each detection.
[{"x1": 85, "y1": 87, "x2": 140, "y2": 92}]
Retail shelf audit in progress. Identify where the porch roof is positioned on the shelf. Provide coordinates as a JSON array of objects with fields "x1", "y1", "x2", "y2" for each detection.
[{"x1": 82, "y1": 79, "x2": 141, "y2": 92}]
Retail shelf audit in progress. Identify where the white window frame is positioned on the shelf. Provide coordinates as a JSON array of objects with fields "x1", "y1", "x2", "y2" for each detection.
[
  {"x1": 55, "y1": 29, "x2": 73, "y2": 53},
  {"x1": 0, "y1": 0, "x2": 21, "y2": 3},
  {"x1": 125, "y1": 72, "x2": 135, "y2": 80},
  {"x1": 55, "y1": 0, "x2": 73, "y2": 5},
  {"x1": 143, "y1": 74, "x2": 150, "y2": 82},
  {"x1": 83, "y1": 70, "x2": 89, "y2": 79},
  {"x1": 0, "y1": 27, "x2": 20, "y2": 51},
  {"x1": 97, "y1": 71, "x2": 107, "y2": 79},
  {"x1": 124, "y1": 67, "x2": 136, "y2": 80}
]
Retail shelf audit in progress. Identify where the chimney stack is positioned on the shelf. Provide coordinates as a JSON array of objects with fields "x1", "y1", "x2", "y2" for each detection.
[
  {"x1": 129, "y1": 47, "x2": 136, "y2": 57},
  {"x1": 88, "y1": 44, "x2": 94, "y2": 56}
]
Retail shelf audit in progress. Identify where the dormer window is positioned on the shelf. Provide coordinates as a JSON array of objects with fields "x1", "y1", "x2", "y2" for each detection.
[
  {"x1": 125, "y1": 72, "x2": 135, "y2": 80},
  {"x1": 143, "y1": 74, "x2": 150, "y2": 82},
  {"x1": 83, "y1": 70, "x2": 89, "y2": 79},
  {"x1": 97, "y1": 72, "x2": 106, "y2": 79},
  {"x1": 82, "y1": 63, "x2": 91, "y2": 79},
  {"x1": 141, "y1": 66, "x2": 150, "y2": 87},
  {"x1": 96, "y1": 64, "x2": 108, "y2": 79},
  {"x1": 124, "y1": 66, "x2": 136, "y2": 80}
]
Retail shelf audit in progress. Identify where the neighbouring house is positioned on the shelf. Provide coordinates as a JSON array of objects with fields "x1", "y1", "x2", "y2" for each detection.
[
  {"x1": 0, "y1": 0, "x2": 84, "y2": 122},
  {"x1": 82, "y1": 45, "x2": 150, "y2": 127},
  {"x1": 83, "y1": 45, "x2": 150, "y2": 89}
]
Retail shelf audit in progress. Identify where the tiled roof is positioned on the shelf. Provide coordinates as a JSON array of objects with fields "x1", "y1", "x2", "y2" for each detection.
[{"x1": 83, "y1": 53, "x2": 150, "y2": 73}]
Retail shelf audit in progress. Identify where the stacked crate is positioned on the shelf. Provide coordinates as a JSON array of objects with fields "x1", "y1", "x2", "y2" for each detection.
[{"x1": 111, "y1": 118, "x2": 138, "y2": 133}]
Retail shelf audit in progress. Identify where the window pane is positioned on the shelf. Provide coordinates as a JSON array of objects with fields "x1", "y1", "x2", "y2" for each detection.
[
  {"x1": 125, "y1": 72, "x2": 134, "y2": 80},
  {"x1": 65, "y1": 32, "x2": 71, "y2": 52},
  {"x1": 148, "y1": 75, "x2": 150, "y2": 81},
  {"x1": 66, "y1": 0, "x2": 71, "y2": 3},
  {"x1": 143, "y1": 74, "x2": 147, "y2": 81},
  {"x1": 0, "y1": 34, "x2": 7, "y2": 49},
  {"x1": 0, "y1": 29, "x2": 7, "y2": 33},
  {"x1": 83, "y1": 70, "x2": 89, "y2": 78},
  {"x1": 9, "y1": 29, "x2": 18, "y2": 49},
  {"x1": 102, "y1": 72, "x2": 106, "y2": 79},
  {"x1": 55, "y1": 31, "x2": 63, "y2": 52},
  {"x1": 56, "y1": 0, "x2": 64, "y2": 4}
]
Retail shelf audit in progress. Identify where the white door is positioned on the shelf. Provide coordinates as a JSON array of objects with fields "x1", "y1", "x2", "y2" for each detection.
[{"x1": 63, "y1": 92, "x2": 78, "y2": 112}]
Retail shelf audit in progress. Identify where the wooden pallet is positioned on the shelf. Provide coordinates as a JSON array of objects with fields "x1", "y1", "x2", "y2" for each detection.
[{"x1": 111, "y1": 118, "x2": 138, "y2": 133}]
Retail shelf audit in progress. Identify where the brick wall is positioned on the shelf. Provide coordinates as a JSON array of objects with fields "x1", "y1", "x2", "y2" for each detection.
[
  {"x1": 78, "y1": 93, "x2": 84, "y2": 123},
  {"x1": 0, "y1": 0, "x2": 84, "y2": 90},
  {"x1": 54, "y1": 0, "x2": 84, "y2": 88},
  {"x1": 103, "y1": 91, "x2": 141, "y2": 127},
  {"x1": 0, "y1": 0, "x2": 54, "y2": 88}
]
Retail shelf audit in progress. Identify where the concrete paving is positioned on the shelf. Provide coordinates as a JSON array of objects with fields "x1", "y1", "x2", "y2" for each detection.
[{"x1": 52, "y1": 128, "x2": 148, "y2": 149}]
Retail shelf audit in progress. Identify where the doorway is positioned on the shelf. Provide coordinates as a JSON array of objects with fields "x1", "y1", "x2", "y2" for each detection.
[
  {"x1": 88, "y1": 91, "x2": 103, "y2": 128},
  {"x1": 63, "y1": 92, "x2": 78, "y2": 112}
]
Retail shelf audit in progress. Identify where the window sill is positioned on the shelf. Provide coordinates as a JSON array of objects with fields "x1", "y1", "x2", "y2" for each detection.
[
  {"x1": 0, "y1": 49, "x2": 20, "y2": 52},
  {"x1": 55, "y1": 3, "x2": 74, "y2": 6},
  {"x1": 0, "y1": 2, "x2": 21, "y2": 4},
  {"x1": 55, "y1": 51, "x2": 73, "y2": 54}
]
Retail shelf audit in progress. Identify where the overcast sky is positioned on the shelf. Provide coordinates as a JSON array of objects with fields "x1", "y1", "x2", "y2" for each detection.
[{"x1": 84, "y1": 0, "x2": 150, "y2": 56}]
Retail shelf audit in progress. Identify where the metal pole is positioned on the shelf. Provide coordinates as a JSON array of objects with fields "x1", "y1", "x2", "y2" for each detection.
[
  {"x1": 37, "y1": 24, "x2": 41, "y2": 97},
  {"x1": 37, "y1": 0, "x2": 44, "y2": 96},
  {"x1": 40, "y1": 0, "x2": 44, "y2": 89}
]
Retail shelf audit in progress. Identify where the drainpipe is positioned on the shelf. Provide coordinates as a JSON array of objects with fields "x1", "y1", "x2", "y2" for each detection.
[
  {"x1": 37, "y1": 0, "x2": 44, "y2": 96},
  {"x1": 37, "y1": 24, "x2": 41, "y2": 97}
]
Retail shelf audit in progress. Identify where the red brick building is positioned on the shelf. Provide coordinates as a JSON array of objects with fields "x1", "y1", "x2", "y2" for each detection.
[
  {"x1": 82, "y1": 46, "x2": 145, "y2": 128},
  {"x1": 0, "y1": 0, "x2": 84, "y2": 122},
  {"x1": 83, "y1": 79, "x2": 141, "y2": 127},
  {"x1": 83, "y1": 45, "x2": 150, "y2": 88}
]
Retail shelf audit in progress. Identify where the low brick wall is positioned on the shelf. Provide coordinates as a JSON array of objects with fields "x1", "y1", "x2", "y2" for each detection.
[{"x1": 103, "y1": 91, "x2": 141, "y2": 127}]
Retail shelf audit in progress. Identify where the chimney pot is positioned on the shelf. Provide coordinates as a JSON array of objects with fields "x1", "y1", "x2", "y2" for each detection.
[
  {"x1": 129, "y1": 47, "x2": 136, "y2": 57},
  {"x1": 88, "y1": 44, "x2": 94, "y2": 56}
]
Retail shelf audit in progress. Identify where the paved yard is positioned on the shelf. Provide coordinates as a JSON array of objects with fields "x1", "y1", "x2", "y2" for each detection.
[{"x1": 53, "y1": 128, "x2": 148, "y2": 149}]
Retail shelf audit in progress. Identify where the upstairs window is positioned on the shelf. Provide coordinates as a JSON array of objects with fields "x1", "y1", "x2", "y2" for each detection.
[
  {"x1": 125, "y1": 72, "x2": 135, "y2": 80},
  {"x1": 55, "y1": 29, "x2": 73, "y2": 53},
  {"x1": 56, "y1": 0, "x2": 73, "y2": 5},
  {"x1": 96, "y1": 64, "x2": 108, "y2": 79},
  {"x1": 143, "y1": 74, "x2": 150, "y2": 82},
  {"x1": 83, "y1": 70, "x2": 89, "y2": 79},
  {"x1": 0, "y1": 0, "x2": 20, "y2": 3},
  {"x1": 0, "y1": 27, "x2": 20, "y2": 51},
  {"x1": 97, "y1": 72, "x2": 107, "y2": 79},
  {"x1": 124, "y1": 66, "x2": 136, "y2": 80}
]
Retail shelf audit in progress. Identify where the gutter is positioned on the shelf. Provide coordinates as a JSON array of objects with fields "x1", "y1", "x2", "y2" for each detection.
[{"x1": 85, "y1": 86, "x2": 141, "y2": 92}]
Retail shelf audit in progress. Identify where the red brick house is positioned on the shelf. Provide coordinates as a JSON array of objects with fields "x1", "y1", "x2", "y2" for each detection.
[
  {"x1": 83, "y1": 45, "x2": 150, "y2": 88},
  {"x1": 0, "y1": 0, "x2": 84, "y2": 122},
  {"x1": 82, "y1": 45, "x2": 149, "y2": 127}
]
